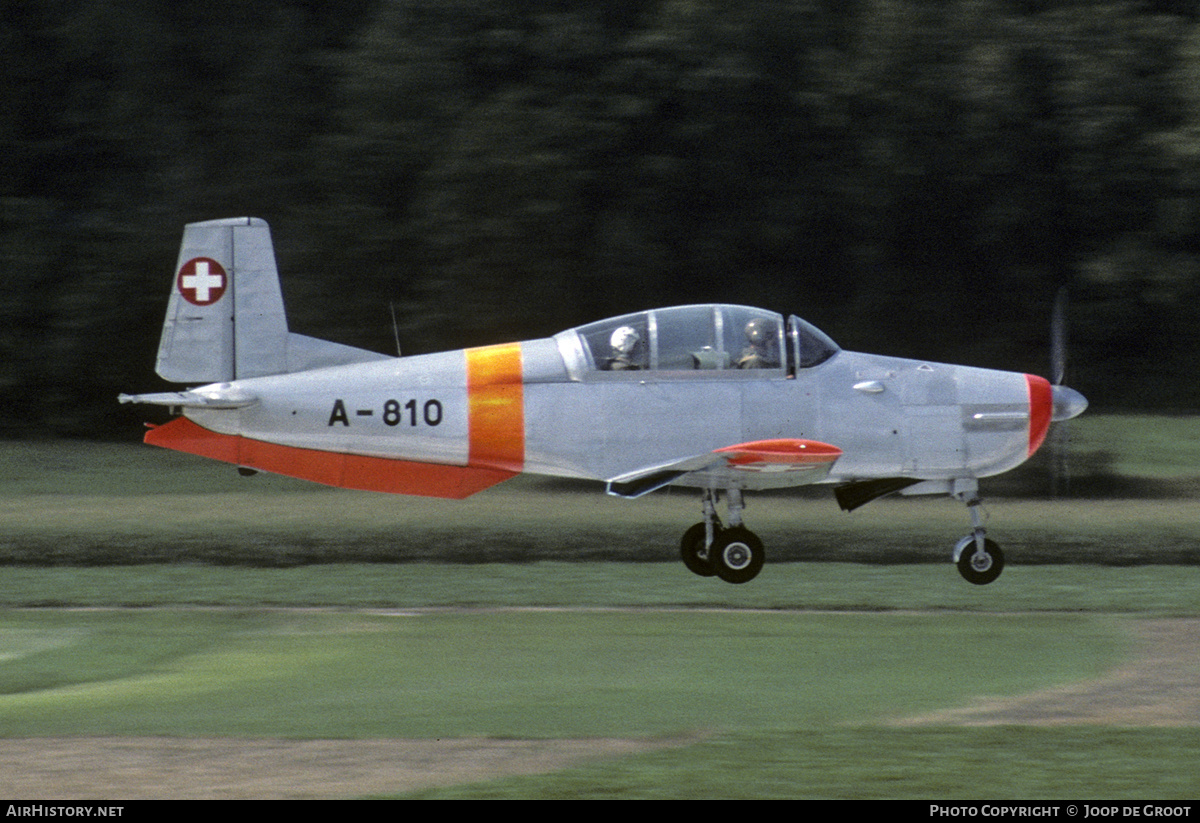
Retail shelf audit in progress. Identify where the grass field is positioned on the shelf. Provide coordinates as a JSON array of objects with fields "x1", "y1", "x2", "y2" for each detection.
[
  {"x1": 0, "y1": 598, "x2": 1194, "y2": 798},
  {"x1": 0, "y1": 424, "x2": 1198, "y2": 798},
  {"x1": 0, "y1": 608, "x2": 1124, "y2": 738}
]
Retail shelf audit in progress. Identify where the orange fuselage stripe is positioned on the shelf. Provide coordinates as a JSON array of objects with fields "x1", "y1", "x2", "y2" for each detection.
[{"x1": 465, "y1": 342, "x2": 526, "y2": 473}]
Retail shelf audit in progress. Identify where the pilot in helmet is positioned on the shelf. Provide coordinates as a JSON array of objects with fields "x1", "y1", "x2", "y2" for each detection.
[
  {"x1": 737, "y1": 318, "x2": 779, "y2": 369},
  {"x1": 605, "y1": 325, "x2": 642, "y2": 370}
]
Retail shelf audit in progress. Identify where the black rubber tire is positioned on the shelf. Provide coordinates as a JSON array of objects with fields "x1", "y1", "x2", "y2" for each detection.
[
  {"x1": 710, "y1": 527, "x2": 765, "y2": 584},
  {"x1": 956, "y1": 537, "x2": 1004, "y2": 585},
  {"x1": 680, "y1": 522, "x2": 717, "y2": 577}
]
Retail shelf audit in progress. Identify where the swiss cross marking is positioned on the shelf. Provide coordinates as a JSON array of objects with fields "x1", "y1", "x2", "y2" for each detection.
[{"x1": 177, "y1": 258, "x2": 228, "y2": 306}]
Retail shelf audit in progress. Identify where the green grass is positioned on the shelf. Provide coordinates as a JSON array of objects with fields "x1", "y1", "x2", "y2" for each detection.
[
  {"x1": 5, "y1": 602, "x2": 1193, "y2": 799},
  {"x1": 0, "y1": 608, "x2": 1123, "y2": 739},
  {"x1": 3, "y1": 562, "x2": 1200, "y2": 614}
]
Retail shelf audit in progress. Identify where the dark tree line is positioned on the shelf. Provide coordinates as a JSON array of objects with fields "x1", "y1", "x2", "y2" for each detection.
[{"x1": 4, "y1": 0, "x2": 1200, "y2": 438}]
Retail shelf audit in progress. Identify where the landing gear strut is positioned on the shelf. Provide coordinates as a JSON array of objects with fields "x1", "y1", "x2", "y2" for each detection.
[
  {"x1": 952, "y1": 483, "x2": 1005, "y2": 585},
  {"x1": 680, "y1": 489, "x2": 765, "y2": 584}
]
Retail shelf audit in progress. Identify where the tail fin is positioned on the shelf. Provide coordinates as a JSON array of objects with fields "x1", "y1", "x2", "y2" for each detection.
[{"x1": 155, "y1": 217, "x2": 387, "y2": 383}]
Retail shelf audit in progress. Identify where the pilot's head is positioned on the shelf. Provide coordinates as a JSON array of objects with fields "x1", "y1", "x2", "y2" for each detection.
[
  {"x1": 745, "y1": 318, "x2": 774, "y2": 347},
  {"x1": 610, "y1": 325, "x2": 640, "y2": 355}
]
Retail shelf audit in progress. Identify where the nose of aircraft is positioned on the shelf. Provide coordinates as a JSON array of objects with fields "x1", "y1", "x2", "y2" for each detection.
[{"x1": 1051, "y1": 385, "x2": 1088, "y2": 422}]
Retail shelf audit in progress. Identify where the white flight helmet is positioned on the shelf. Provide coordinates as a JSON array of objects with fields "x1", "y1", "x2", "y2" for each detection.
[{"x1": 610, "y1": 325, "x2": 640, "y2": 354}]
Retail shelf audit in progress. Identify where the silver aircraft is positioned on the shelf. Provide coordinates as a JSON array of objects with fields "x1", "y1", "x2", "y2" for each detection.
[{"x1": 121, "y1": 217, "x2": 1088, "y2": 585}]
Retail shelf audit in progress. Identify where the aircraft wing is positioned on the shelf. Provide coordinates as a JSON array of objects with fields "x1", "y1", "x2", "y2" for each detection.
[{"x1": 606, "y1": 438, "x2": 843, "y2": 498}]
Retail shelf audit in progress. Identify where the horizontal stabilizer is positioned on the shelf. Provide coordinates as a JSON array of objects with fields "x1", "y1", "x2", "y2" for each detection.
[
  {"x1": 607, "y1": 438, "x2": 842, "y2": 498},
  {"x1": 118, "y1": 384, "x2": 258, "y2": 409}
]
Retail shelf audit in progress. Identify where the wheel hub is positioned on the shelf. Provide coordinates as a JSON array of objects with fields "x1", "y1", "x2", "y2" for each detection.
[
  {"x1": 722, "y1": 542, "x2": 752, "y2": 570},
  {"x1": 970, "y1": 552, "x2": 993, "y2": 573}
]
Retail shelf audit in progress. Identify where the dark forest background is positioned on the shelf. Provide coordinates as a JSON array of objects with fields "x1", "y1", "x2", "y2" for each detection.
[{"x1": 4, "y1": 0, "x2": 1200, "y2": 440}]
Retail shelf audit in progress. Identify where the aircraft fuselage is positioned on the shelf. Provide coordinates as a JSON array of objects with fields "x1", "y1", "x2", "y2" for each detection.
[{"x1": 168, "y1": 335, "x2": 1048, "y2": 497}]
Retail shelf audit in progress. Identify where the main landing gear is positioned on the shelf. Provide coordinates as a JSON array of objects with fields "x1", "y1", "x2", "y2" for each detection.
[
  {"x1": 678, "y1": 482, "x2": 1006, "y2": 586},
  {"x1": 952, "y1": 483, "x2": 1005, "y2": 585},
  {"x1": 680, "y1": 489, "x2": 765, "y2": 584}
]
